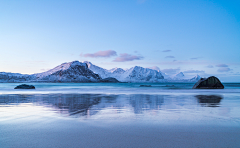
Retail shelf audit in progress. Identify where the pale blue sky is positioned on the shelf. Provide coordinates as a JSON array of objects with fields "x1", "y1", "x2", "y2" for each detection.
[{"x1": 0, "y1": 0, "x2": 239, "y2": 82}]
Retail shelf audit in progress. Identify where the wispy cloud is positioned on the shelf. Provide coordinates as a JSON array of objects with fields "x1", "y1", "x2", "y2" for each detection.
[
  {"x1": 183, "y1": 70, "x2": 205, "y2": 73},
  {"x1": 216, "y1": 64, "x2": 228, "y2": 67},
  {"x1": 218, "y1": 67, "x2": 231, "y2": 72},
  {"x1": 206, "y1": 65, "x2": 214, "y2": 68},
  {"x1": 190, "y1": 57, "x2": 202, "y2": 60},
  {"x1": 165, "y1": 56, "x2": 175, "y2": 58},
  {"x1": 113, "y1": 53, "x2": 143, "y2": 62},
  {"x1": 215, "y1": 64, "x2": 231, "y2": 72},
  {"x1": 162, "y1": 50, "x2": 171, "y2": 52},
  {"x1": 81, "y1": 50, "x2": 117, "y2": 58},
  {"x1": 161, "y1": 68, "x2": 180, "y2": 75}
]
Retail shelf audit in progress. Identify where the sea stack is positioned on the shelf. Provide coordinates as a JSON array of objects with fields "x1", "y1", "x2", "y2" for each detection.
[
  {"x1": 100, "y1": 77, "x2": 120, "y2": 83},
  {"x1": 192, "y1": 76, "x2": 224, "y2": 89},
  {"x1": 14, "y1": 84, "x2": 35, "y2": 89}
]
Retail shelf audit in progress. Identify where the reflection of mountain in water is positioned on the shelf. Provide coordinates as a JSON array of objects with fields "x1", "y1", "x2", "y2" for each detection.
[
  {"x1": 49, "y1": 94, "x2": 102, "y2": 117},
  {"x1": 195, "y1": 95, "x2": 223, "y2": 107},
  {"x1": 129, "y1": 95, "x2": 164, "y2": 114},
  {"x1": 0, "y1": 94, "x2": 165, "y2": 117},
  {"x1": 1, "y1": 94, "x2": 224, "y2": 118},
  {"x1": 0, "y1": 94, "x2": 102, "y2": 117}
]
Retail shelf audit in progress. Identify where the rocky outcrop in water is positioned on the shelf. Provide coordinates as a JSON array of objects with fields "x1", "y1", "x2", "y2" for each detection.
[
  {"x1": 192, "y1": 76, "x2": 224, "y2": 89},
  {"x1": 14, "y1": 84, "x2": 35, "y2": 89},
  {"x1": 140, "y1": 85, "x2": 152, "y2": 87},
  {"x1": 100, "y1": 77, "x2": 120, "y2": 83}
]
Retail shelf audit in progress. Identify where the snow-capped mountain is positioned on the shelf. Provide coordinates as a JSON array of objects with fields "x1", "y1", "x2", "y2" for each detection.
[
  {"x1": 83, "y1": 61, "x2": 164, "y2": 82},
  {"x1": 119, "y1": 66, "x2": 164, "y2": 82},
  {"x1": 0, "y1": 72, "x2": 34, "y2": 82},
  {"x1": 147, "y1": 66, "x2": 161, "y2": 72},
  {"x1": 108, "y1": 68, "x2": 125, "y2": 74},
  {"x1": 164, "y1": 72, "x2": 201, "y2": 82},
  {"x1": 0, "y1": 61, "x2": 101, "y2": 83},
  {"x1": 0, "y1": 61, "x2": 201, "y2": 83},
  {"x1": 148, "y1": 66, "x2": 201, "y2": 82},
  {"x1": 83, "y1": 61, "x2": 111, "y2": 79},
  {"x1": 33, "y1": 61, "x2": 101, "y2": 82},
  {"x1": 189, "y1": 75, "x2": 201, "y2": 82}
]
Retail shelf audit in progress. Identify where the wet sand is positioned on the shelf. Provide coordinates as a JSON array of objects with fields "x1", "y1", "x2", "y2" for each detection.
[
  {"x1": 0, "y1": 93, "x2": 240, "y2": 148},
  {"x1": 1, "y1": 120, "x2": 240, "y2": 148}
]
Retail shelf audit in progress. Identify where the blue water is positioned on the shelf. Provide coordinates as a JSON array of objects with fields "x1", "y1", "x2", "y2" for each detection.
[
  {"x1": 0, "y1": 83, "x2": 240, "y2": 147},
  {"x1": 0, "y1": 82, "x2": 239, "y2": 95}
]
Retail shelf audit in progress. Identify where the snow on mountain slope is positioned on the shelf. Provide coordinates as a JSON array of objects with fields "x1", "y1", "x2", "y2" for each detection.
[
  {"x1": 83, "y1": 62, "x2": 164, "y2": 82},
  {"x1": 83, "y1": 61, "x2": 111, "y2": 79},
  {"x1": 108, "y1": 68, "x2": 125, "y2": 74},
  {"x1": 170, "y1": 72, "x2": 185, "y2": 80},
  {"x1": 33, "y1": 61, "x2": 101, "y2": 82},
  {"x1": 189, "y1": 75, "x2": 201, "y2": 82},
  {"x1": 148, "y1": 66, "x2": 161, "y2": 72},
  {"x1": 0, "y1": 60, "x2": 201, "y2": 83},
  {"x1": 0, "y1": 72, "x2": 34, "y2": 82},
  {"x1": 164, "y1": 72, "x2": 201, "y2": 82},
  {"x1": 119, "y1": 66, "x2": 164, "y2": 82}
]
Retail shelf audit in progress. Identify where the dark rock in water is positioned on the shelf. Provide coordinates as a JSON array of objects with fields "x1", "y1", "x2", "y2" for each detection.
[
  {"x1": 140, "y1": 85, "x2": 152, "y2": 87},
  {"x1": 14, "y1": 84, "x2": 35, "y2": 89},
  {"x1": 192, "y1": 76, "x2": 224, "y2": 89},
  {"x1": 100, "y1": 77, "x2": 120, "y2": 83}
]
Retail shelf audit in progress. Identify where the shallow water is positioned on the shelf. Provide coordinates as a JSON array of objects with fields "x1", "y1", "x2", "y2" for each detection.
[
  {"x1": 0, "y1": 82, "x2": 240, "y2": 95},
  {"x1": 0, "y1": 83, "x2": 240, "y2": 147}
]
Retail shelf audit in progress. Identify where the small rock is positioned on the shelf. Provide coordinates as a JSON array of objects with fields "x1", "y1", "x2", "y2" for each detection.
[
  {"x1": 14, "y1": 84, "x2": 35, "y2": 89},
  {"x1": 192, "y1": 76, "x2": 224, "y2": 89},
  {"x1": 166, "y1": 85, "x2": 174, "y2": 87},
  {"x1": 140, "y1": 85, "x2": 152, "y2": 87}
]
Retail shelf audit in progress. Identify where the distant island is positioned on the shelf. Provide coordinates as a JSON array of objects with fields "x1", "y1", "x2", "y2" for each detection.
[{"x1": 0, "y1": 61, "x2": 201, "y2": 83}]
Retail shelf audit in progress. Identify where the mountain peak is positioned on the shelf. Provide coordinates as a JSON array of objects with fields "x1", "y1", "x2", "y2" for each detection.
[
  {"x1": 83, "y1": 61, "x2": 93, "y2": 68},
  {"x1": 147, "y1": 66, "x2": 160, "y2": 72},
  {"x1": 175, "y1": 72, "x2": 184, "y2": 77}
]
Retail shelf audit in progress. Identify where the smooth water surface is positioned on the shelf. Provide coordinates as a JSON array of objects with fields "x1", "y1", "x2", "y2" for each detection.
[
  {"x1": 0, "y1": 83, "x2": 240, "y2": 147},
  {"x1": 0, "y1": 82, "x2": 240, "y2": 94}
]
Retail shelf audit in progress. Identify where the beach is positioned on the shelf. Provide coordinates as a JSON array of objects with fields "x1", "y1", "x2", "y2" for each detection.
[{"x1": 0, "y1": 83, "x2": 240, "y2": 147}]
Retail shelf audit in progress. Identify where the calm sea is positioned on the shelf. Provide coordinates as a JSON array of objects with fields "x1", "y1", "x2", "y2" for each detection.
[{"x1": 0, "y1": 83, "x2": 240, "y2": 147}]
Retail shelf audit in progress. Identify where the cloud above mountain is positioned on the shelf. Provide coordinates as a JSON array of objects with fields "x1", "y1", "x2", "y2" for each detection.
[
  {"x1": 216, "y1": 64, "x2": 228, "y2": 67},
  {"x1": 190, "y1": 57, "x2": 202, "y2": 60},
  {"x1": 165, "y1": 56, "x2": 175, "y2": 58},
  {"x1": 215, "y1": 64, "x2": 231, "y2": 72},
  {"x1": 162, "y1": 50, "x2": 171, "y2": 52},
  {"x1": 218, "y1": 67, "x2": 231, "y2": 72},
  {"x1": 183, "y1": 70, "x2": 205, "y2": 73},
  {"x1": 206, "y1": 65, "x2": 214, "y2": 68},
  {"x1": 81, "y1": 50, "x2": 117, "y2": 58},
  {"x1": 113, "y1": 53, "x2": 143, "y2": 62}
]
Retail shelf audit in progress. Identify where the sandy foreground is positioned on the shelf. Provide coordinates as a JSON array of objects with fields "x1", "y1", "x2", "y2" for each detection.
[{"x1": 1, "y1": 119, "x2": 240, "y2": 148}]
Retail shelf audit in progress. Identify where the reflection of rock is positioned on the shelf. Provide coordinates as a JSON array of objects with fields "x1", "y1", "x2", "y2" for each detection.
[
  {"x1": 14, "y1": 84, "x2": 35, "y2": 89},
  {"x1": 129, "y1": 95, "x2": 164, "y2": 114},
  {"x1": 166, "y1": 85, "x2": 174, "y2": 87},
  {"x1": 192, "y1": 76, "x2": 224, "y2": 89},
  {"x1": 195, "y1": 95, "x2": 223, "y2": 107}
]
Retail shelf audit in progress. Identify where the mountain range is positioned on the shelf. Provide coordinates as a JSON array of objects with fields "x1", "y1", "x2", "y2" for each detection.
[{"x1": 0, "y1": 61, "x2": 201, "y2": 83}]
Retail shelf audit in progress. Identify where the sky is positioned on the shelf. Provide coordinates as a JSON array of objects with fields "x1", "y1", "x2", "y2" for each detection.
[{"x1": 0, "y1": 0, "x2": 240, "y2": 82}]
